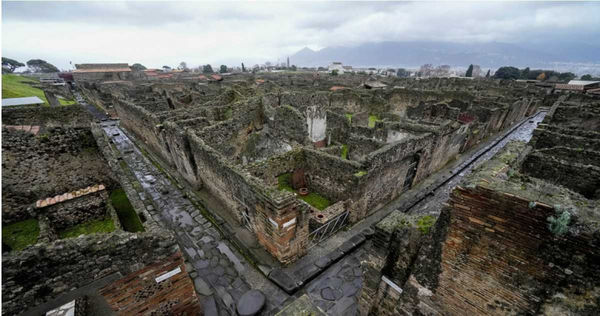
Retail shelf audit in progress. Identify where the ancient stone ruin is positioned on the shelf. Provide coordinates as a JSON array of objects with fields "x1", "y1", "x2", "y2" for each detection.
[{"x1": 2, "y1": 69, "x2": 598, "y2": 315}]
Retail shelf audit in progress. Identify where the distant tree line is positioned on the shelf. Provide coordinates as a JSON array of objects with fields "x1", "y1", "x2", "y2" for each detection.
[
  {"x1": 493, "y1": 66, "x2": 576, "y2": 82},
  {"x1": 2, "y1": 57, "x2": 59, "y2": 74}
]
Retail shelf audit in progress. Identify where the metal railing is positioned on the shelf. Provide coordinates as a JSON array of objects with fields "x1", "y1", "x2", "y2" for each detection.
[{"x1": 307, "y1": 209, "x2": 350, "y2": 249}]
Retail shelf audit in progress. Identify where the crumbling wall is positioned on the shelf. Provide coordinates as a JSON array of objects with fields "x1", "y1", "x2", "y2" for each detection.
[
  {"x1": 1, "y1": 104, "x2": 92, "y2": 127},
  {"x1": 2, "y1": 127, "x2": 117, "y2": 223},
  {"x1": 1, "y1": 231, "x2": 179, "y2": 316},
  {"x1": 40, "y1": 191, "x2": 109, "y2": 231}
]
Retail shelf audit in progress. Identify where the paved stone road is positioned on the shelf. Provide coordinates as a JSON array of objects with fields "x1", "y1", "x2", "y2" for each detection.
[
  {"x1": 98, "y1": 122, "x2": 289, "y2": 315},
  {"x1": 409, "y1": 111, "x2": 547, "y2": 216}
]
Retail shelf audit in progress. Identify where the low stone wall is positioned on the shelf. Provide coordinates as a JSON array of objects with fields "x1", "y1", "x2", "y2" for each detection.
[
  {"x1": 1, "y1": 104, "x2": 92, "y2": 127},
  {"x1": 39, "y1": 191, "x2": 109, "y2": 231}
]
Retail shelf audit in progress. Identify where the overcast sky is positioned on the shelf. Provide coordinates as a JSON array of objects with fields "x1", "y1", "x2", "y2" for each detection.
[{"x1": 2, "y1": 1, "x2": 600, "y2": 70}]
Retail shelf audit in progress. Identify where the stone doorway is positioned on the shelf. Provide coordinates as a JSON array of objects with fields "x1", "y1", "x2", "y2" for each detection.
[{"x1": 402, "y1": 154, "x2": 420, "y2": 192}]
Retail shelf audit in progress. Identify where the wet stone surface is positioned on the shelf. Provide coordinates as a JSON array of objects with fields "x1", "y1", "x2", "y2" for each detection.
[
  {"x1": 304, "y1": 247, "x2": 367, "y2": 316},
  {"x1": 98, "y1": 121, "x2": 288, "y2": 315}
]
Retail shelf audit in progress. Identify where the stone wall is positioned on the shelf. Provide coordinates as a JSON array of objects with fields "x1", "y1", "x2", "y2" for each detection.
[
  {"x1": 1, "y1": 104, "x2": 92, "y2": 127},
  {"x1": 365, "y1": 142, "x2": 600, "y2": 315},
  {"x1": 39, "y1": 191, "x2": 109, "y2": 231},
  {"x1": 1, "y1": 230, "x2": 179, "y2": 315},
  {"x1": 2, "y1": 127, "x2": 117, "y2": 223}
]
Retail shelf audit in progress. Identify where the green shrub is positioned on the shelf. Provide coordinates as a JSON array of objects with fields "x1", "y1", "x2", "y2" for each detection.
[{"x1": 547, "y1": 206, "x2": 572, "y2": 236}]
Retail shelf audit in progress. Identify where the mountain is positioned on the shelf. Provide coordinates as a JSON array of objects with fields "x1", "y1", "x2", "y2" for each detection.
[{"x1": 288, "y1": 41, "x2": 600, "y2": 69}]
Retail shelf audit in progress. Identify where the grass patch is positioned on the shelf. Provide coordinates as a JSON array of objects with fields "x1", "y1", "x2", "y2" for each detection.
[
  {"x1": 341, "y1": 144, "x2": 348, "y2": 160},
  {"x1": 110, "y1": 188, "x2": 145, "y2": 232},
  {"x1": 277, "y1": 173, "x2": 331, "y2": 210},
  {"x1": 2, "y1": 74, "x2": 48, "y2": 105},
  {"x1": 368, "y1": 115, "x2": 379, "y2": 128},
  {"x1": 59, "y1": 217, "x2": 115, "y2": 239},
  {"x1": 345, "y1": 113, "x2": 353, "y2": 124},
  {"x1": 417, "y1": 215, "x2": 436, "y2": 234},
  {"x1": 58, "y1": 98, "x2": 77, "y2": 105},
  {"x1": 2, "y1": 219, "x2": 40, "y2": 251}
]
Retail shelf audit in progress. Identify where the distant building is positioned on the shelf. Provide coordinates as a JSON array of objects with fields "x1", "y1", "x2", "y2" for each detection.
[
  {"x1": 73, "y1": 63, "x2": 132, "y2": 82},
  {"x1": 328, "y1": 62, "x2": 346, "y2": 74},
  {"x1": 567, "y1": 80, "x2": 600, "y2": 90}
]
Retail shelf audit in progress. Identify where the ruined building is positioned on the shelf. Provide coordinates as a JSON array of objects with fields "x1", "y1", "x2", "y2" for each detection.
[
  {"x1": 77, "y1": 73, "x2": 541, "y2": 264},
  {"x1": 2, "y1": 105, "x2": 200, "y2": 315},
  {"x1": 361, "y1": 93, "x2": 600, "y2": 315},
  {"x1": 4, "y1": 68, "x2": 597, "y2": 316}
]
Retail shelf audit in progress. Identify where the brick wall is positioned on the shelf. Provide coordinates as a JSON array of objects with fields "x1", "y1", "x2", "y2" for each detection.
[
  {"x1": 99, "y1": 252, "x2": 200, "y2": 315},
  {"x1": 1, "y1": 230, "x2": 179, "y2": 315}
]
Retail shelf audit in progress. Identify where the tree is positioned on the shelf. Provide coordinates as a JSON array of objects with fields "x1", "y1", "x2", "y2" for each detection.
[
  {"x1": 331, "y1": 69, "x2": 339, "y2": 76},
  {"x1": 581, "y1": 74, "x2": 593, "y2": 80},
  {"x1": 219, "y1": 65, "x2": 228, "y2": 73},
  {"x1": 131, "y1": 63, "x2": 147, "y2": 71},
  {"x1": 397, "y1": 68, "x2": 410, "y2": 78},
  {"x1": 465, "y1": 64, "x2": 474, "y2": 77},
  {"x1": 290, "y1": 65, "x2": 297, "y2": 71},
  {"x1": 520, "y1": 67, "x2": 530, "y2": 80},
  {"x1": 202, "y1": 64, "x2": 213, "y2": 73},
  {"x1": 558, "y1": 72, "x2": 575, "y2": 82},
  {"x1": 178, "y1": 61, "x2": 188, "y2": 70},
  {"x1": 418, "y1": 64, "x2": 434, "y2": 77},
  {"x1": 537, "y1": 72, "x2": 546, "y2": 81},
  {"x1": 2, "y1": 57, "x2": 25, "y2": 73},
  {"x1": 26, "y1": 59, "x2": 59, "y2": 73},
  {"x1": 485, "y1": 69, "x2": 491, "y2": 78},
  {"x1": 162, "y1": 65, "x2": 171, "y2": 72},
  {"x1": 241, "y1": 63, "x2": 246, "y2": 72},
  {"x1": 493, "y1": 66, "x2": 520, "y2": 80}
]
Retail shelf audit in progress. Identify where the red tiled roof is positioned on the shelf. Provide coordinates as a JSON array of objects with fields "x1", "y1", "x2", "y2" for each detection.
[
  {"x1": 73, "y1": 68, "x2": 131, "y2": 73},
  {"x1": 330, "y1": 86, "x2": 346, "y2": 91},
  {"x1": 210, "y1": 74, "x2": 223, "y2": 81},
  {"x1": 554, "y1": 84, "x2": 584, "y2": 91},
  {"x1": 3, "y1": 125, "x2": 40, "y2": 135},
  {"x1": 35, "y1": 184, "x2": 106, "y2": 208}
]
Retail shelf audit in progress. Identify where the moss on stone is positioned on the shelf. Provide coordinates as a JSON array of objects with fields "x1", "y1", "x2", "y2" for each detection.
[
  {"x1": 2, "y1": 219, "x2": 40, "y2": 251},
  {"x1": 59, "y1": 217, "x2": 115, "y2": 239},
  {"x1": 110, "y1": 188, "x2": 145, "y2": 232},
  {"x1": 345, "y1": 113, "x2": 353, "y2": 124},
  {"x1": 368, "y1": 114, "x2": 379, "y2": 128},
  {"x1": 354, "y1": 170, "x2": 368, "y2": 177},
  {"x1": 417, "y1": 215, "x2": 436, "y2": 234},
  {"x1": 341, "y1": 144, "x2": 348, "y2": 160}
]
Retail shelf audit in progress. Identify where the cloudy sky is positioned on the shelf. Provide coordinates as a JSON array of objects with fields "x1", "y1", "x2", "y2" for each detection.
[{"x1": 2, "y1": 1, "x2": 600, "y2": 70}]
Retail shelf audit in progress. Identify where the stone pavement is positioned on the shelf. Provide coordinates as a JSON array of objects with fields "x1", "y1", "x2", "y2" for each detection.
[
  {"x1": 98, "y1": 121, "x2": 289, "y2": 315},
  {"x1": 304, "y1": 248, "x2": 366, "y2": 316}
]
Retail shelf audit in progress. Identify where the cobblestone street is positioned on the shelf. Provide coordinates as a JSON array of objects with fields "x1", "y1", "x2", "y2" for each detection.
[{"x1": 98, "y1": 121, "x2": 289, "y2": 315}]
